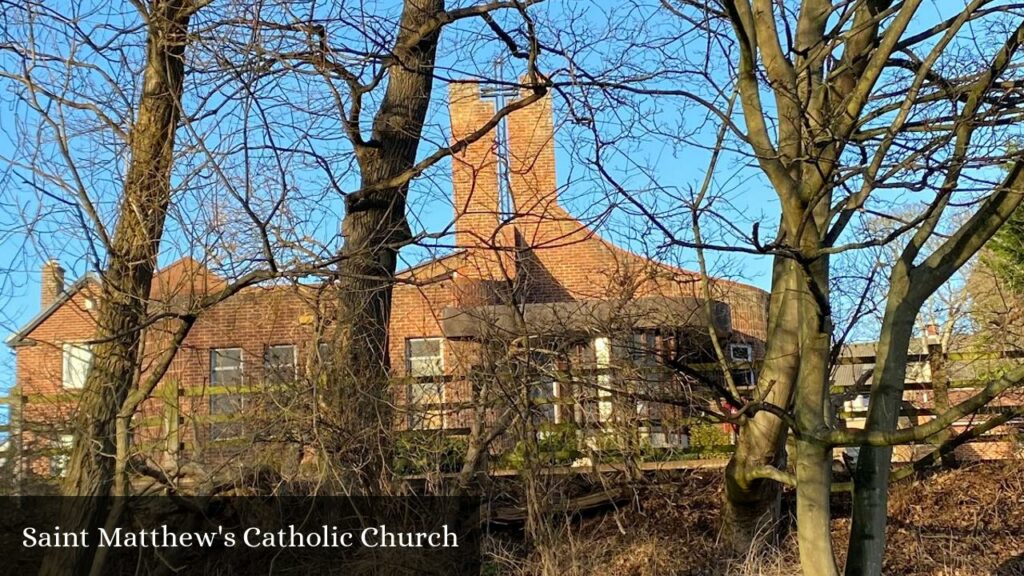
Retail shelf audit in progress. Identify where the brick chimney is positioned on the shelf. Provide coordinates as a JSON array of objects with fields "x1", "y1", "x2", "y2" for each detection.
[
  {"x1": 449, "y1": 83, "x2": 501, "y2": 250},
  {"x1": 507, "y1": 89, "x2": 566, "y2": 247},
  {"x1": 448, "y1": 81, "x2": 573, "y2": 287},
  {"x1": 41, "y1": 259, "x2": 65, "y2": 308}
]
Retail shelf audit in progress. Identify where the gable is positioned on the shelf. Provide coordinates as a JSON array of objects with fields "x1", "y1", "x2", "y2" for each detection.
[{"x1": 6, "y1": 275, "x2": 101, "y2": 348}]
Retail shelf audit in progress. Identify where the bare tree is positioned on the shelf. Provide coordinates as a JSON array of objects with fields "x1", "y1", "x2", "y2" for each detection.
[
  {"x1": 528, "y1": 1, "x2": 1024, "y2": 573},
  {"x1": 239, "y1": 0, "x2": 553, "y2": 493},
  {"x1": 0, "y1": 1, "x2": 206, "y2": 573}
]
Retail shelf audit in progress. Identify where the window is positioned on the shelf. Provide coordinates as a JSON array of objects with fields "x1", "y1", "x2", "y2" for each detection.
[
  {"x1": 531, "y1": 377, "x2": 560, "y2": 424},
  {"x1": 731, "y1": 369, "x2": 756, "y2": 387},
  {"x1": 210, "y1": 348, "x2": 244, "y2": 440},
  {"x1": 62, "y1": 343, "x2": 93, "y2": 389},
  {"x1": 623, "y1": 332, "x2": 661, "y2": 392},
  {"x1": 629, "y1": 332, "x2": 660, "y2": 417},
  {"x1": 408, "y1": 381, "x2": 445, "y2": 429},
  {"x1": 585, "y1": 334, "x2": 657, "y2": 424},
  {"x1": 407, "y1": 338, "x2": 443, "y2": 377},
  {"x1": 527, "y1": 351, "x2": 561, "y2": 424},
  {"x1": 211, "y1": 348, "x2": 243, "y2": 385},
  {"x1": 729, "y1": 343, "x2": 753, "y2": 362},
  {"x1": 624, "y1": 332, "x2": 658, "y2": 366},
  {"x1": 595, "y1": 337, "x2": 614, "y2": 423},
  {"x1": 316, "y1": 342, "x2": 332, "y2": 370},
  {"x1": 264, "y1": 344, "x2": 296, "y2": 383},
  {"x1": 50, "y1": 434, "x2": 74, "y2": 476},
  {"x1": 406, "y1": 338, "x2": 444, "y2": 429},
  {"x1": 210, "y1": 394, "x2": 246, "y2": 440}
]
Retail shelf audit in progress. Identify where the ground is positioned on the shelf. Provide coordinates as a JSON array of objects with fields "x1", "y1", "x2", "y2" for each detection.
[{"x1": 484, "y1": 461, "x2": 1024, "y2": 575}]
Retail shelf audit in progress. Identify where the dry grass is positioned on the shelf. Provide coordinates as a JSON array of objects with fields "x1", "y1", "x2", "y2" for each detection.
[{"x1": 483, "y1": 461, "x2": 1024, "y2": 575}]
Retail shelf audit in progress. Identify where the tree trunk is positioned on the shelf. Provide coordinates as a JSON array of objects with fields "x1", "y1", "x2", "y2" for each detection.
[
  {"x1": 722, "y1": 254, "x2": 800, "y2": 551},
  {"x1": 845, "y1": 292, "x2": 918, "y2": 576},
  {"x1": 846, "y1": 162, "x2": 1024, "y2": 574},
  {"x1": 328, "y1": 0, "x2": 444, "y2": 494},
  {"x1": 927, "y1": 340, "x2": 957, "y2": 468},
  {"x1": 793, "y1": 256, "x2": 838, "y2": 576},
  {"x1": 39, "y1": 4, "x2": 191, "y2": 575}
]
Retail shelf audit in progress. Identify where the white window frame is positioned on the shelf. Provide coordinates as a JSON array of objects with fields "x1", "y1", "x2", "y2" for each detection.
[
  {"x1": 595, "y1": 337, "x2": 613, "y2": 423},
  {"x1": 525, "y1": 348, "x2": 562, "y2": 425},
  {"x1": 316, "y1": 342, "x2": 332, "y2": 367},
  {"x1": 209, "y1": 348, "x2": 245, "y2": 441},
  {"x1": 729, "y1": 343, "x2": 753, "y2": 362},
  {"x1": 407, "y1": 380, "x2": 446, "y2": 430},
  {"x1": 405, "y1": 338, "x2": 445, "y2": 429},
  {"x1": 745, "y1": 369, "x2": 755, "y2": 386},
  {"x1": 530, "y1": 376, "x2": 562, "y2": 425},
  {"x1": 62, "y1": 342, "x2": 93, "y2": 390},
  {"x1": 210, "y1": 347, "x2": 244, "y2": 386},
  {"x1": 406, "y1": 337, "x2": 444, "y2": 377}
]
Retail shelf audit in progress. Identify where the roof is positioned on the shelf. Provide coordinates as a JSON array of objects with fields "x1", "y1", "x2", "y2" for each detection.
[
  {"x1": 395, "y1": 250, "x2": 467, "y2": 281},
  {"x1": 832, "y1": 335, "x2": 1024, "y2": 388},
  {"x1": 6, "y1": 257, "x2": 226, "y2": 348},
  {"x1": 150, "y1": 256, "x2": 226, "y2": 299},
  {"x1": 5, "y1": 273, "x2": 100, "y2": 348}
]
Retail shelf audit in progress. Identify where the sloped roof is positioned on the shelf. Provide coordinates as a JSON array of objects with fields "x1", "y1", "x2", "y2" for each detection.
[
  {"x1": 6, "y1": 257, "x2": 226, "y2": 348},
  {"x1": 150, "y1": 256, "x2": 226, "y2": 299},
  {"x1": 5, "y1": 273, "x2": 100, "y2": 347},
  {"x1": 441, "y1": 296, "x2": 731, "y2": 338},
  {"x1": 395, "y1": 250, "x2": 467, "y2": 281}
]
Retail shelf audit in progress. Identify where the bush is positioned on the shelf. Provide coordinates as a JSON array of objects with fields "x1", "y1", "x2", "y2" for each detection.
[
  {"x1": 687, "y1": 422, "x2": 733, "y2": 456},
  {"x1": 393, "y1": 432, "x2": 467, "y2": 475},
  {"x1": 501, "y1": 423, "x2": 582, "y2": 469}
]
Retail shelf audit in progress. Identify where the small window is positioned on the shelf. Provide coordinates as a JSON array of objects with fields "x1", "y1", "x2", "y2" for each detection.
[
  {"x1": 264, "y1": 344, "x2": 296, "y2": 383},
  {"x1": 624, "y1": 332, "x2": 658, "y2": 366},
  {"x1": 729, "y1": 343, "x2": 753, "y2": 362},
  {"x1": 731, "y1": 369, "x2": 756, "y2": 387},
  {"x1": 625, "y1": 332, "x2": 662, "y2": 388},
  {"x1": 50, "y1": 434, "x2": 74, "y2": 476},
  {"x1": 407, "y1": 338, "x2": 444, "y2": 377},
  {"x1": 406, "y1": 338, "x2": 445, "y2": 429},
  {"x1": 316, "y1": 342, "x2": 332, "y2": 368},
  {"x1": 528, "y1": 351, "x2": 561, "y2": 424},
  {"x1": 531, "y1": 378, "x2": 560, "y2": 424},
  {"x1": 62, "y1": 343, "x2": 93, "y2": 389},
  {"x1": 209, "y1": 393, "x2": 246, "y2": 441},
  {"x1": 210, "y1": 348, "x2": 244, "y2": 440},
  {"x1": 211, "y1": 348, "x2": 243, "y2": 386},
  {"x1": 408, "y1": 381, "x2": 445, "y2": 430},
  {"x1": 210, "y1": 393, "x2": 246, "y2": 415}
]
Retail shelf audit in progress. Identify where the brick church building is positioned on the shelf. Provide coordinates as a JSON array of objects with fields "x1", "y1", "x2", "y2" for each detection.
[{"x1": 4, "y1": 85, "x2": 769, "y2": 489}]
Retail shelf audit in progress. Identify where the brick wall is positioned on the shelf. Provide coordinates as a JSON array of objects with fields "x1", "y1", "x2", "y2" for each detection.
[
  {"x1": 442, "y1": 83, "x2": 768, "y2": 339},
  {"x1": 11, "y1": 82, "x2": 775, "y2": 485},
  {"x1": 389, "y1": 84, "x2": 772, "y2": 442},
  {"x1": 10, "y1": 272, "x2": 328, "y2": 479}
]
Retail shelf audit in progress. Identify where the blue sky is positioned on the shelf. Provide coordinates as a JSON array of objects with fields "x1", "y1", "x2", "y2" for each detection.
[
  {"x1": 0, "y1": 1, "x2": 779, "y2": 379},
  {"x1": 2, "y1": 0, "x2": 993, "y2": 404}
]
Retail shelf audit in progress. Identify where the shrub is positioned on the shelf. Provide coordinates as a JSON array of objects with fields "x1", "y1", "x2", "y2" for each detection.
[
  {"x1": 687, "y1": 422, "x2": 733, "y2": 456},
  {"x1": 501, "y1": 423, "x2": 582, "y2": 469},
  {"x1": 393, "y1": 432, "x2": 467, "y2": 475}
]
